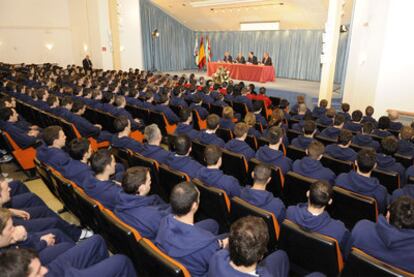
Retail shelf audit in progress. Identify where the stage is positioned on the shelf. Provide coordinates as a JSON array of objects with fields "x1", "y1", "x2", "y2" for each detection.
[{"x1": 166, "y1": 70, "x2": 343, "y2": 109}]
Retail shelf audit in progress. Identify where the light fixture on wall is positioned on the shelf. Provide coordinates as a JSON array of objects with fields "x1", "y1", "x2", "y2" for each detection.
[
  {"x1": 339, "y1": 25, "x2": 348, "y2": 33},
  {"x1": 45, "y1": 43, "x2": 54, "y2": 50},
  {"x1": 83, "y1": 44, "x2": 88, "y2": 53},
  {"x1": 151, "y1": 29, "x2": 160, "y2": 38},
  {"x1": 120, "y1": 45, "x2": 125, "y2": 52}
]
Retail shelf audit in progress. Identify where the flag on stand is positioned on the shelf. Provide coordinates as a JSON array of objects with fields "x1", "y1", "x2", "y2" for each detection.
[
  {"x1": 205, "y1": 37, "x2": 211, "y2": 65},
  {"x1": 198, "y1": 36, "x2": 206, "y2": 70},
  {"x1": 193, "y1": 37, "x2": 198, "y2": 66}
]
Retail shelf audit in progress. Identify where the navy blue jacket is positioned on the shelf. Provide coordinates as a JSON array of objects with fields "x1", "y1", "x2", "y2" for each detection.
[
  {"x1": 317, "y1": 115, "x2": 333, "y2": 126},
  {"x1": 100, "y1": 103, "x2": 118, "y2": 115},
  {"x1": 80, "y1": 176, "x2": 122, "y2": 210},
  {"x1": 361, "y1": 116, "x2": 377, "y2": 127},
  {"x1": 312, "y1": 107, "x2": 326, "y2": 119},
  {"x1": 325, "y1": 144, "x2": 357, "y2": 161},
  {"x1": 287, "y1": 203, "x2": 349, "y2": 253},
  {"x1": 196, "y1": 167, "x2": 241, "y2": 198},
  {"x1": 170, "y1": 96, "x2": 188, "y2": 108},
  {"x1": 293, "y1": 157, "x2": 336, "y2": 184},
  {"x1": 391, "y1": 184, "x2": 414, "y2": 202},
  {"x1": 376, "y1": 153, "x2": 406, "y2": 185},
  {"x1": 113, "y1": 108, "x2": 140, "y2": 129},
  {"x1": 154, "y1": 104, "x2": 179, "y2": 124},
  {"x1": 240, "y1": 187, "x2": 286, "y2": 224},
  {"x1": 335, "y1": 171, "x2": 389, "y2": 213},
  {"x1": 155, "y1": 215, "x2": 220, "y2": 277},
  {"x1": 62, "y1": 159, "x2": 93, "y2": 185},
  {"x1": 255, "y1": 113, "x2": 268, "y2": 128},
  {"x1": 405, "y1": 165, "x2": 414, "y2": 183},
  {"x1": 248, "y1": 127, "x2": 262, "y2": 138},
  {"x1": 291, "y1": 136, "x2": 314, "y2": 150},
  {"x1": 219, "y1": 118, "x2": 235, "y2": 131},
  {"x1": 199, "y1": 131, "x2": 226, "y2": 148},
  {"x1": 346, "y1": 216, "x2": 414, "y2": 273},
  {"x1": 208, "y1": 249, "x2": 290, "y2": 277},
  {"x1": 36, "y1": 145, "x2": 71, "y2": 172},
  {"x1": 389, "y1": 121, "x2": 403, "y2": 131},
  {"x1": 114, "y1": 192, "x2": 170, "y2": 241},
  {"x1": 174, "y1": 123, "x2": 200, "y2": 140},
  {"x1": 320, "y1": 126, "x2": 341, "y2": 140},
  {"x1": 189, "y1": 104, "x2": 209, "y2": 120},
  {"x1": 165, "y1": 154, "x2": 203, "y2": 178},
  {"x1": 372, "y1": 129, "x2": 392, "y2": 138},
  {"x1": 255, "y1": 145, "x2": 292, "y2": 175},
  {"x1": 397, "y1": 140, "x2": 414, "y2": 157},
  {"x1": 68, "y1": 114, "x2": 100, "y2": 138},
  {"x1": 337, "y1": 112, "x2": 351, "y2": 122},
  {"x1": 111, "y1": 135, "x2": 144, "y2": 153},
  {"x1": 352, "y1": 134, "x2": 380, "y2": 151},
  {"x1": 343, "y1": 121, "x2": 362, "y2": 132},
  {"x1": 0, "y1": 121, "x2": 37, "y2": 148},
  {"x1": 49, "y1": 107, "x2": 73, "y2": 121},
  {"x1": 225, "y1": 139, "x2": 255, "y2": 160},
  {"x1": 233, "y1": 95, "x2": 253, "y2": 111},
  {"x1": 141, "y1": 144, "x2": 172, "y2": 164}
]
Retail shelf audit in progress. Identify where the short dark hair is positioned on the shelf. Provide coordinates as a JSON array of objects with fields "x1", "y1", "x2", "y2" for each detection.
[
  {"x1": 91, "y1": 149, "x2": 113, "y2": 174},
  {"x1": 309, "y1": 181, "x2": 332, "y2": 208},
  {"x1": 102, "y1": 91, "x2": 114, "y2": 103},
  {"x1": 0, "y1": 108, "x2": 12, "y2": 121},
  {"x1": 233, "y1": 122, "x2": 249, "y2": 138},
  {"x1": 253, "y1": 164, "x2": 271, "y2": 184},
  {"x1": 174, "y1": 134, "x2": 191, "y2": 155},
  {"x1": 303, "y1": 120, "x2": 316, "y2": 135},
  {"x1": 0, "y1": 249, "x2": 38, "y2": 277},
  {"x1": 204, "y1": 144, "x2": 222, "y2": 166},
  {"x1": 334, "y1": 114, "x2": 345, "y2": 126},
  {"x1": 42, "y1": 126, "x2": 62, "y2": 146},
  {"x1": 122, "y1": 166, "x2": 149, "y2": 194},
  {"x1": 307, "y1": 140, "x2": 324, "y2": 159},
  {"x1": 113, "y1": 116, "x2": 129, "y2": 133},
  {"x1": 357, "y1": 149, "x2": 376, "y2": 173},
  {"x1": 389, "y1": 196, "x2": 414, "y2": 229},
  {"x1": 266, "y1": 126, "x2": 283, "y2": 145},
  {"x1": 68, "y1": 138, "x2": 90, "y2": 160},
  {"x1": 362, "y1": 122, "x2": 374, "y2": 134},
  {"x1": 229, "y1": 216, "x2": 269, "y2": 267},
  {"x1": 381, "y1": 136, "x2": 398, "y2": 155},
  {"x1": 351, "y1": 110, "x2": 363, "y2": 122},
  {"x1": 319, "y1": 99, "x2": 328, "y2": 108},
  {"x1": 170, "y1": 182, "x2": 199, "y2": 216},
  {"x1": 114, "y1": 95, "x2": 125, "y2": 107},
  {"x1": 61, "y1": 96, "x2": 73, "y2": 107},
  {"x1": 206, "y1": 114, "x2": 220, "y2": 130},
  {"x1": 338, "y1": 129, "x2": 353, "y2": 146},
  {"x1": 341, "y1": 103, "x2": 350, "y2": 113},
  {"x1": 253, "y1": 101, "x2": 263, "y2": 112},
  {"x1": 47, "y1": 95, "x2": 58, "y2": 106},
  {"x1": 378, "y1": 116, "x2": 390, "y2": 129},
  {"x1": 179, "y1": 108, "x2": 192, "y2": 122},
  {"x1": 365, "y1": 106, "x2": 374, "y2": 116},
  {"x1": 71, "y1": 99, "x2": 85, "y2": 113}
]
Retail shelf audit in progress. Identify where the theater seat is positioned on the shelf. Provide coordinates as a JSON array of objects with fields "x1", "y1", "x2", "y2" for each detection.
[
  {"x1": 148, "y1": 110, "x2": 176, "y2": 135},
  {"x1": 394, "y1": 153, "x2": 413, "y2": 169},
  {"x1": 245, "y1": 135, "x2": 258, "y2": 151},
  {"x1": 216, "y1": 128, "x2": 233, "y2": 142},
  {"x1": 125, "y1": 105, "x2": 149, "y2": 125},
  {"x1": 372, "y1": 168, "x2": 400, "y2": 194},
  {"x1": 72, "y1": 187, "x2": 103, "y2": 233},
  {"x1": 192, "y1": 110, "x2": 206, "y2": 130},
  {"x1": 247, "y1": 158, "x2": 284, "y2": 197},
  {"x1": 230, "y1": 197, "x2": 279, "y2": 252},
  {"x1": 34, "y1": 158, "x2": 60, "y2": 201},
  {"x1": 283, "y1": 171, "x2": 317, "y2": 206},
  {"x1": 315, "y1": 134, "x2": 337, "y2": 146},
  {"x1": 193, "y1": 178, "x2": 230, "y2": 233},
  {"x1": 1, "y1": 130, "x2": 37, "y2": 172},
  {"x1": 110, "y1": 146, "x2": 130, "y2": 169},
  {"x1": 321, "y1": 155, "x2": 354, "y2": 175},
  {"x1": 232, "y1": 102, "x2": 248, "y2": 119},
  {"x1": 342, "y1": 247, "x2": 414, "y2": 277},
  {"x1": 135, "y1": 238, "x2": 191, "y2": 277},
  {"x1": 286, "y1": 128, "x2": 302, "y2": 142},
  {"x1": 286, "y1": 145, "x2": 307, "y2": 161},
  {"x1": 210, "y1": 105, "x2": 224, "y2": 117},
  {"x1": 190, "y1": 139, "x2": 207, "y2": 165},
  {"x1": 278, "y1": 219, "x2": 344, "y2": 276},
  {"x1": 158, "y1": 164, "x2": 190, "y2": 200},
  {"x1": 329, "y1": 186, "x2": 378, "y2": 229},
  {"x1": 221, "y1": 149, "x2": 249, "y2": 184}
]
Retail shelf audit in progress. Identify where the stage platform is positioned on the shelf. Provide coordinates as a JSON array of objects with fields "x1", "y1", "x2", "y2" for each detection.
[{"x1": 166, "y1": 70, "x2": 343, "y2": 109}]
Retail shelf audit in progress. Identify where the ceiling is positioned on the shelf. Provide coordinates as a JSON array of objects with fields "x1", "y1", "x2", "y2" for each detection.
[{"x1": 151, "y1": 0, "x2": 354, "y2": 31}]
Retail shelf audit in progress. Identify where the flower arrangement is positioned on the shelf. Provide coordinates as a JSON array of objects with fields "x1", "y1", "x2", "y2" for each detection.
[{"x1": 212, "y1": 67, "x2": 231, "y2": 84}]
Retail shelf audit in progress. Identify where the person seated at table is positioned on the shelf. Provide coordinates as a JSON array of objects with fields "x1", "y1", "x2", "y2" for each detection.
[
  {"x1": 234, "y1": 52, "x2": 246, "y2": 64},
  {"x1": 225, "y1": 122, "x2": 255, "y2": 161},
  {"x1": 223, "y1": 51, "x2": 233, "y2": 63},
  {"x1": 261, "y1": 52, "x2": 272, "y2": 66},
  {"x1": 208, "y1": 216, "x2": 289, "y2": 277},
  {"x1": 199, "y1": 114, "x2": 226, "y2": 148},
  {"x1": 247, "y1": 51, "x2": 258, "y2": 65},
  {"x1": 325, "y1": 129, "x2": 357, "y2": 162}
]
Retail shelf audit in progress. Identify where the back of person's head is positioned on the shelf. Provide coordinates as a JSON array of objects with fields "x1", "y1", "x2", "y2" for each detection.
[
  {"x1": 303, "y1": 120, "x2": 316, "y2": 135},
  {"x1": 113, "y1": 115, "x2": 129, "y2": 133},
  {"x1": 400, "y1": 126, "x2": 414, "y2": 140},
  {"x1": 381, "y1": 136, "x2": 398, "y2": 155},
  {"x1": 326, "y1": 108, "x2": 336, "y2": 118},
  {"x1": 121, "y1": 166, "x2": 149, "y2": 194},
  {"x1": 253, "y1": 164, "x2": 271, "y2": 184},
  {"x1": 320, "y1": 99, "x2": 328, "y2": 108},
  {"x1": 362, "y1": 122, "x2": 374, "y2": 134},
  {"x1": 297, "y1": 95, "x2": 305, "y2": 104},
  {"x1": 266, "y1": 126, "x2": 283, "y2": 145},
  {"x1": 47, "y1": 95, "x2": 58, "y2": 106},
  {"x1": 222, "y1": 106, "x2": 234, "y2": 119},
  {"x1": 378, "y1": 116, "x2": 390, "y2": 129},
  {"x1": 158, "y1": 93, "x2": 169, "y2": 104},
  {"x1": 298, "y1": 103, "x2": 307, "y2": 114},
  {"x1": 253, "y1": 101, "x2": 263, "y2": 113},
  {"x1": 144, "y1": 124, "x2": 161, "y2": 144},
  {"x1": 61, "y1": 96, "x2": 73, "y2": 107},
  {"x1": 42, "y1": 126, "x2": 62, "y2": 146},
  {"x1": 234, "y1": 122, "x2": 249, "y2": 138},
  {"x1": 365, "y1": 106, "x2": 374, "y2": 117},
  {"x1": 389, "y1": 196, "x2": 414, "y2": 229},
  {"x1": 388, "y1": 110, "x2": 399, "y2": 121},
  {"x1": 68, "y1": 138, "x2": 90, "y2": 160},
  {"x1": 338, "y1": 129, "x2": 353, "y2": 146},
  {"x1": 351, "y1": 110, "x2": 363, "y2": 122},
  {"x1": 204, "y1": 144, "x2": 222, "y2": 166},
  {"x1": 71, "y1": 99, "x2": 85, "y2": 113},
  {"x1": 0, "y1": 108, "x2": 12, "y2": 121},
  {"x1": 307, "y1": 141, "x2": 325, "y2": 159},
  {"x1": 206, "y1": 114, "x2": 220, "y2": 130},
  {"x1": 229, "y1": 216, "x2": 269, "y2": 267},
  {"x1": 192, "y1": 94, "x2": 202, "y2": 104},
  {"x1": 179, "y1": 108, "x2": 192, "y2": 122},
  {"x1": 279, "y1": 99, "x2": 289, "y2": 110},
  {"x1": 244, "y1": 112, "x2": 256, "y2": 127},
  {"x1": 0, "y1": 248, "x2": 42, "y2": 277},
  {"x1": 341, "y1": 103, "x2": 350, "y2": 113},
  {"x1": 308, "y1": 181, "x2": 332, "y2": 208},
  {"x1": 174, "y1": 134, "x2": 191, "y2": 155},
  {"x1": 356, "y1": 149, "x2": 376, "y2": 173},
  {"x1": 259, "y1": 87, "x2": 266, "y2": 95},
  {"x1": 102, "y1": 91, "x2": 114, "y2": 103},
  {"x1": 114, "y1": 95, "x2": 125, "y2": 107},
  {"x1": 91, "y1": 149, "x2": 112, "y2": 174},
  {"x1": 334, "y1": 114, "x2": 345, "y2": 126},
  {"x1": 170, "y1": 182, "x2": 199, "y2": 216}
]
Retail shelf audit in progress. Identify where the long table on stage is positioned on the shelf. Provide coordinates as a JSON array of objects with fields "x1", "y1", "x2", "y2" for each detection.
[{"x1": 207, "y1": 62, "x2": 276, "y2": 83}]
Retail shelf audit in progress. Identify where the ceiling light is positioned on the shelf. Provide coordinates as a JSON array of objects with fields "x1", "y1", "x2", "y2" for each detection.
[
  {"x1": 190, "y1": 0, "x2": 265, "y2": 8},
  {"x1": 240, "y1": 22, "x2": 280, "y2": 31},
  {"x1": 45, "y1": 43, "x2": 54, "y2": 50}
]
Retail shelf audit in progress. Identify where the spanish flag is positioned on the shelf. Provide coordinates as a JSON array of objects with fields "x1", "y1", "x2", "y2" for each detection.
[{"x1": 198, "y1": 36, "x2": 206, "y2": 69}]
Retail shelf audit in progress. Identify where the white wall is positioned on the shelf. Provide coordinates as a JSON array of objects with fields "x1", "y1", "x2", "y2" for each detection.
[{"x1": 342, "y1": 0, "x2": 414, "y2": 116}]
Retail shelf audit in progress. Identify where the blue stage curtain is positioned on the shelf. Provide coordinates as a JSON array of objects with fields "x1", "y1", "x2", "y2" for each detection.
[{"x1": 140, "y1": 0, "x2": 349, "y2": 83}]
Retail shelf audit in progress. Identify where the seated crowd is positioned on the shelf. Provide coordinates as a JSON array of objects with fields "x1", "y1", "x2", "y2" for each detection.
[{"x1": 0, "y1": 63, "x2": 413, "y2": 276}]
